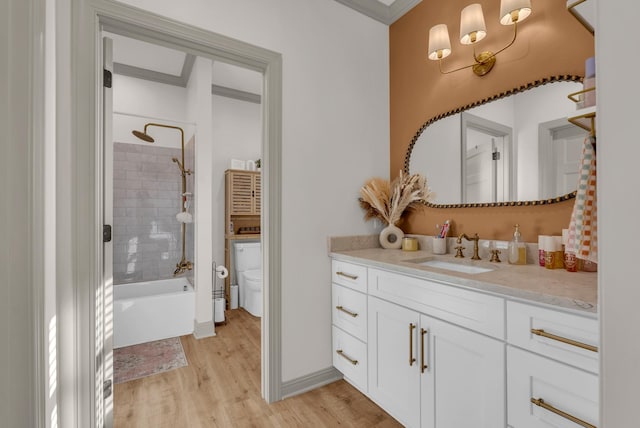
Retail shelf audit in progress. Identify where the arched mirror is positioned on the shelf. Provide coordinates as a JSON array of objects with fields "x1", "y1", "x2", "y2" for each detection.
[{"x1": 405, "y1": 76, "x2": 587, "y2": 208}]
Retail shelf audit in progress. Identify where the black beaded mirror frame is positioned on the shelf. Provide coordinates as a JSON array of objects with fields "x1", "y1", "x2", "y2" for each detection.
[{"x1": 404, "y1": 75, "x2": 583, "y2": 208}]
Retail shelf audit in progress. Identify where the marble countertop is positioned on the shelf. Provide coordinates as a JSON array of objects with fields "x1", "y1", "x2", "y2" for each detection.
[{"x1": 330, "y1": 247, "x2": 598, "y2": 315}]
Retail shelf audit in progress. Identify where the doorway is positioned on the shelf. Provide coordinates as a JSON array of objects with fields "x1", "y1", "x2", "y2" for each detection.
[
  {"x1": 538, "y1": 118, "x2": 588, "y2": 200},
  {"x1": 72, "y1": 3, "x2": 283, "y2": 425},
  {"x1": 461, "y1": 112, "x2": 513, "y2": 204}
]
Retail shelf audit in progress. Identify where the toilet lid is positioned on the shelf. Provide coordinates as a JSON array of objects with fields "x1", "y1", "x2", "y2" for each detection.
[{"x1": 244, "y1": 269, "x2": 262, "y2": 281}]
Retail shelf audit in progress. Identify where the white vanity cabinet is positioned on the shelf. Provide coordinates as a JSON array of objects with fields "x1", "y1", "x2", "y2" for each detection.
[
  {"x1": 330, "y1": 255, "x2": 599, "y2": 428},
  {"x1": 421, "y1": 315, "x2": 505, "y2": 428},
  {"x1": 506, "y1": 301, "x2": 599, "y2": 428},
  {"x1": 331, "y1": 260, "x2": 368, "y2": 393},
  {"x1": 367, "y1": 295, "x2": 505, "y2": 428},
  {"x1": 367, "y1": 296, "x2": 421, "y2": 427}
]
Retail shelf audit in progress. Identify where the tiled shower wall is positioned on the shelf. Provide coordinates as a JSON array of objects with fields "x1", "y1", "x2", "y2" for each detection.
[{"x1": 113, "y1": 142, "x2": 193, "y2": 284}]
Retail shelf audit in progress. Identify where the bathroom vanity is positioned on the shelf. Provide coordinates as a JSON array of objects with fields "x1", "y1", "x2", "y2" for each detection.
[{"x1": 330, "y1": 246, "x2": 598, "y2": 428}]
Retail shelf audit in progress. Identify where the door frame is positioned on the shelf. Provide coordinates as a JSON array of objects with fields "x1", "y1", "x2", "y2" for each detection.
[
  {"x1": 461, "y1": 112, "x2": 514, "y2": 203},
  {"x1": 69, "y1": 1, "x2": 283, "y2": 425}
]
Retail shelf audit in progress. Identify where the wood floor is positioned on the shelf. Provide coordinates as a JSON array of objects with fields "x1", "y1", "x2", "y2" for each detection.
[{"x1": 114, "y1": 308, "x2": 401, "y2": 427}]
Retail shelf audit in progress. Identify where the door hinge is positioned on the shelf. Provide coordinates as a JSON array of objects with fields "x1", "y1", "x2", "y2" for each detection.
[
  {"x1": 492, "y1": 151, "x2": 501, "y2": 161},
  {"x1": 103, "y1": 224, "x2": 112, "y2": 243},
  {"x1": 103, "y1": 69, "x2": 112, "y2": 88},
  {"x1": 103, "y1": 379, "x2": 112, "y2": 399}
]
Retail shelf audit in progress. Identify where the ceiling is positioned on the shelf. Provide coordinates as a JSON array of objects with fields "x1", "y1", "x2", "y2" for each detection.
[
  {"x1": 106, "y1": 31, "x2": 263, "y2": 104},
  {"x1": 335, "y1": 0, "x2": 422, "y2": 24},
  {"x1": 106, "y1": 1, "x2": 420, "y2": 97}
]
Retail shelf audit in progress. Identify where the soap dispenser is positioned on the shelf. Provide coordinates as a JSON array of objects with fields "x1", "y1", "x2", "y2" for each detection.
[{"x1": 508, "y1": 224, "x2": 527, "y2": 265}]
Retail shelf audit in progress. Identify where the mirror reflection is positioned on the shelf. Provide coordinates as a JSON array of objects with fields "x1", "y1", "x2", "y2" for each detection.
[{"x1": 408, "y1": 80, "x2": 587, "y2": 205}]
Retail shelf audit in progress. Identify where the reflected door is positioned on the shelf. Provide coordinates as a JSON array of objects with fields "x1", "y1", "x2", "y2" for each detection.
[
  {"x1": 553, "y1": 126, "x2": 585, "y2": 196},
  {"x1": 462, "y1": 113, "x2": 512, "y2": 204},
  {"x1": 539, "y1": 120, "x2": 587, "y2": 199}
]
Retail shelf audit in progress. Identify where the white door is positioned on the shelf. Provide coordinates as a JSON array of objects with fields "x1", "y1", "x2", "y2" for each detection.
[
  {"x1": 538, "y1": 120, "x2": 587, "y2": 199},
  {"x1": 97, "y1": 35, "x2": 114, "y2": 428},
  {"x1": 462, "y1": 112, "x2": 512, "y2": 204},
  {"x1": 553, "y1": 126, "x2": 585, "y2": 197},
  {"x1": 421, "y1": 315, "x2": 505, "y2": 428},
  {"x1": 368, "y1": 296, "x2": 421, "y2": 428},
  {"x1": 465, "y1": 129, "x2": 495, "y2": 203}
]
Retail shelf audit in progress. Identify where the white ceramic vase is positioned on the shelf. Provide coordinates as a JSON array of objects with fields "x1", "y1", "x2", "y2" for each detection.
[{"x1": 379, "y1": 224, "x2": 404, "y2": 249}]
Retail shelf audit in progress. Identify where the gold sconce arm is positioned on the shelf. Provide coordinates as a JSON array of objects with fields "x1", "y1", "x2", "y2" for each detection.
[{"x1": 438, "y1": 23, "x2": 519, "y2": 77}]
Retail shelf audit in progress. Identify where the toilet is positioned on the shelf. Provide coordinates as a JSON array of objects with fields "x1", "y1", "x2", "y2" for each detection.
[{"x1": 233, "y1": 242, "x2": 262, "y2": 317}]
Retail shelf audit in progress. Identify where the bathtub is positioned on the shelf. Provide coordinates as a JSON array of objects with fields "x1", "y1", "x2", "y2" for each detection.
[{"x1": 113, "y1": 277, "x2": 195, "y2": 348}]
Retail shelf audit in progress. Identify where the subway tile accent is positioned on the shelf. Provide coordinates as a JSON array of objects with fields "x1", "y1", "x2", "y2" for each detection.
[{"x1": 113, "y1": 142, "x2": 192, "y2": 285}]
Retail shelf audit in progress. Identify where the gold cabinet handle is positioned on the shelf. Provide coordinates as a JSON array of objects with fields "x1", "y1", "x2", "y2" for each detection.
[
  {"x1": 336, "y1": 349, "x2": 358, "y2": 366},
  {"x1": 336, "y1": 271, "x2": 358, "y2": 280},
  {"x1": 420, "y1": 328, "x2": 428, "y2": 373},
  {"x1": 335, "y1": 305, "x2": 358, "y2": 318},
  {"x1": 409, "y1": 323, "x2": 416, "y2": 366},
  {"x1": 531, "y1": 398, "x2": 596, "y2": 428},
  {"x1": 531, "y1": 328, "x2": 598, "y2": 353}
]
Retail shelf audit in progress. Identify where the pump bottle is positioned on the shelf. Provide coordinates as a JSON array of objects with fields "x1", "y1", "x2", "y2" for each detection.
[{"x1": 508, "y1": 224, "x2": 527, "y2": 265}]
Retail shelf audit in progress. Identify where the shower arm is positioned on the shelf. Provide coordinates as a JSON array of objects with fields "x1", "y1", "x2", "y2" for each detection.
[{"x1": 142, "y1": 123, "x2": 192, "y2": 275}]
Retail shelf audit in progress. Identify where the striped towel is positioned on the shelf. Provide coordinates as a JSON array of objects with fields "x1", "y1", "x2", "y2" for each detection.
[{"x1": 567, "y1": 135, "x2": 597, "y2": 263}]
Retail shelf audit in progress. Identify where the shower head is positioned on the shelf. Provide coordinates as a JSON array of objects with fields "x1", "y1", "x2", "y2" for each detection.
[{"x1": 132, "y1": 129, "x2": 155, "y2": 143}]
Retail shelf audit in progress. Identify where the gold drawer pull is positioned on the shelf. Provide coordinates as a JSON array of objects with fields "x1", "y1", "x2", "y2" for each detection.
[
  {"x1": 420, "y1": 328, "x2": 428, "y2": 373},
  {"x1": 409, "y1": 323, "x2": 416, "y2": 366},
  {"x1": 336, "y1": 271, "x2": 358, "y2": 280},
  {"x1": 531, "y1": 397, "x2": 596, "y2": 428},
  {"x1": 336, "y1": 305, "x2": 358, "y2": 318},
  {"x1": 336, "y1": 349, "x2": 358, "y2": 365},
  {"x1": 531, "y1": 328, "x2": 598, "y2": 353}
]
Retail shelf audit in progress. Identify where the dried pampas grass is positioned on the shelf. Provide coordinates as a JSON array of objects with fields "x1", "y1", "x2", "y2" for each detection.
[{"x1": 359, "y1": 171, "x2": 432, "y2": 226}]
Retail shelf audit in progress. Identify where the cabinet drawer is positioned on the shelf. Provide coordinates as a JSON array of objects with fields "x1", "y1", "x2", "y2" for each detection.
[
  {"x1": 507, "y1": 301, "x2": 598, "y2": 373},
  {"x1": 332, "y1": 326, "x2": 367, "y2": 393},
  {"x1": 368, "y1": 268, "x2": 504, "y2": 339},
  {"x1": 332, "y1": 260, "x2": 367, "y2": 292},
  {"x1": 332, "y1": 284, "x2": 367, "y2": 342},
  {"x1": 508, "y1": 346, "x2": 598, "y2": 428}
]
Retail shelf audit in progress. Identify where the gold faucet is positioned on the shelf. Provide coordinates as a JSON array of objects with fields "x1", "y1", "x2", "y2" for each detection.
[
  {"x1": 174, "y1": 258, "x2": 193, "y2": 276},
  {"x1": 457, "y1": 233, "x2": 481, "y2": 260}
]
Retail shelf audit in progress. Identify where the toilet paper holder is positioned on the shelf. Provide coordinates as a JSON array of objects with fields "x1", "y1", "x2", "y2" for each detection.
[{"x1": 212, "y1": 261, "x2": 228, "y2": 324}]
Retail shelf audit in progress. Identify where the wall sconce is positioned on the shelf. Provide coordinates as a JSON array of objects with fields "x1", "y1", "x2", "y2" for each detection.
[{"x1": 428, "y1": 0, "x2": 532, "y2": 76}]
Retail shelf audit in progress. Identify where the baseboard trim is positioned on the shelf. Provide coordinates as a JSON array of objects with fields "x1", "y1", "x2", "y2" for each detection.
[
  {"x1": 193, "y1": 320, "x2": 216, "y2": 339},
  {"x1": 281, "y1": 367, "x2": 343, "y2": 399}
]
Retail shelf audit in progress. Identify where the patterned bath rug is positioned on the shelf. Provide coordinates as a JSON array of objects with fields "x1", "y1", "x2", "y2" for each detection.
[{"x1": 114, "y1": 337, "x2": 188, "y2": 384}]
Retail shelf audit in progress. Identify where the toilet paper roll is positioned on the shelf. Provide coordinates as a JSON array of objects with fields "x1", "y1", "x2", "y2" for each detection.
[
  {"x1": 215, "y1": 265, "x2": 229, "y2": 279},
  {"x1": 230, "y1": 285, "x2": 239, "y2": 309},
  {"x1": 214, "y1": 298, "x2": 226, "y2": 323}
]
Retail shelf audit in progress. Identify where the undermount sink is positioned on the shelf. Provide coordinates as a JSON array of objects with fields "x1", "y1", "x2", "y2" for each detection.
[{"x1": 410, "y1": 259, "x2": 494, "y2": 275}]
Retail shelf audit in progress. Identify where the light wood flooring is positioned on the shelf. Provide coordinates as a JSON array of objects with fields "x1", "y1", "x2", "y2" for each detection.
[{"x1": 114, "y1": 308, "x2": 401, "y2": 427}]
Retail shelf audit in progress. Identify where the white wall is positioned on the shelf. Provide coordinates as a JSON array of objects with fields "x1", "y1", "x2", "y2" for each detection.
[
  {"x1": 117, "y1": 0, "x2": 390, "y2": 382},
  {"x1": 112, "y1": 74, "x2": 194, "y2": 147},
  {"x1": 411, "y1": 114, "x2": 461, "y2": 204},
  {"x1": 598, "y1": 1, "x2": 640, "y2": 426},
  {"x1": 211, "y1": 93, "x2": 262, "y2": 281},
  {"x1": 186, "y1": 57, "x2": 215, "y2": 334}
]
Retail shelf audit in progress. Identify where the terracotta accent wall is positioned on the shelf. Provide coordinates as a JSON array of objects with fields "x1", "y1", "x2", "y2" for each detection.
[{"x1": 390, "y1": 0, "x2": 594, "y2": 242}]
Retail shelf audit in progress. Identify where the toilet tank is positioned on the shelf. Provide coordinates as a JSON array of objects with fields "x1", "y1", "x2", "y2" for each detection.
[{"x1": 234, "y1": 242, "x2": 261, "y2": 272}]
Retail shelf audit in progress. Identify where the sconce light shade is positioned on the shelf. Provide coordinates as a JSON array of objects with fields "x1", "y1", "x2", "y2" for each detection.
[
  {"x1": 460, "y1": 4, "x2": 487, "y2": 45},
  {"x1": 428, "y1": 24, "x2": 452, "y2": 60},
  {"x1": 500, "y1": 0, "x2": 532, "y2": 25}
]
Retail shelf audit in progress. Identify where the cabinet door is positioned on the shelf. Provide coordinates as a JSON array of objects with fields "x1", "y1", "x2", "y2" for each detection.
[
  {"x1": 368, "y1": 296, "x2": 421, "y2": 428},
  {"x1": 507, "y1": 346, "x2": 598, "y2": 428},
  {"x1": 229, "y1": 172, "x2": 254, "y2": 215},
  {"x1": 421, "y1": 315, "x2": 505, "y2": 428}
]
